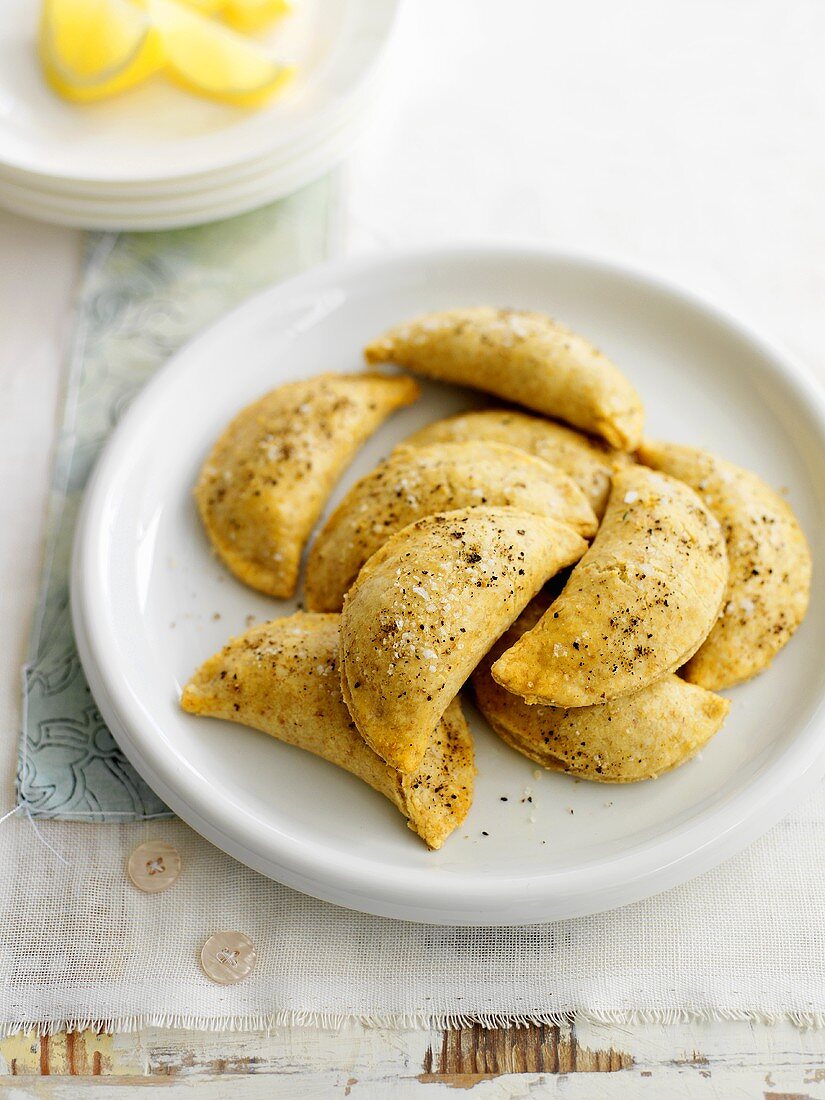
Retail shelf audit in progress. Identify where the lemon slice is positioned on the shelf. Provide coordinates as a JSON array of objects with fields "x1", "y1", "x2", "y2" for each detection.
[
  {"x1": 221, "y1": 0, "x2": 290, "y2": 33},
  {"x1": 146, "y1": 0, "x2": 294, "y2": 108},
  {"x1": 39, "y1": 0, "x2": 164, "y2": 102}
]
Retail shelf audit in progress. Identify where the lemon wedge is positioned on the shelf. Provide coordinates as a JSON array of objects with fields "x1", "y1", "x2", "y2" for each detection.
[
  {"x1": 177, "y1": 0, "x2": 224, "y2": 14},
  {"x1": 146, "y1": 0, "x2": 294, "y2": 108},
  {"x1": 39, "y1": 0, "x2": 164, "y2": 102},
  {"x1": 221, "y1": 0, "x2": 290, "y2": 33}
]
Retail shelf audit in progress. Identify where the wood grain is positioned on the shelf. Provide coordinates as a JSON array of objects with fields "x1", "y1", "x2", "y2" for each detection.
[
  {"x1": 418, "y1": 1021, "x2": 631, "y2": 1084},
  {"x1": 2, "y1": 1031, "x2": 112, "y2": 1077},
  {"x1": 1, "y1": 1019, "x2": 825, "y2": 1099}
]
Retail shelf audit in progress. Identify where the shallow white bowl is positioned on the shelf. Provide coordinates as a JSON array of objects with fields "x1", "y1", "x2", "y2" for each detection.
[{"x1": 72, "y1": 245, "x2": 825, "y2": 925}]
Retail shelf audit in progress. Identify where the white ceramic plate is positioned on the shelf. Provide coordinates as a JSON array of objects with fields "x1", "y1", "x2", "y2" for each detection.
[
  {"x1": 72, "y1": 246, "x2": 825, "y2": 925},
  {"x1": 0, "y1": 0, "x2": 397, "y2": 182},
  {"x1": 0, "y1": 105, "x2": 369, "y2": 230}
]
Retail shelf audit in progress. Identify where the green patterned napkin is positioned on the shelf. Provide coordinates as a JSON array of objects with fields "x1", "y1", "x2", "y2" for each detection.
[{"x1": 17, "y1": 177, "x2": 338, "y2": 820}]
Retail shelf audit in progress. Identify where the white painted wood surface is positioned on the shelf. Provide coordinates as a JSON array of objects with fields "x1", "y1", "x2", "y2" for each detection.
[{"x1": 2, "y1": 1019, "x2": 825, "y2": 1094}]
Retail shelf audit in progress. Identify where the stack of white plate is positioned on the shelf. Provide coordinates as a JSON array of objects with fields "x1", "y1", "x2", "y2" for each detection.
[{"x1": 0, "y1": 0, "x2": 398, "y2": 230}]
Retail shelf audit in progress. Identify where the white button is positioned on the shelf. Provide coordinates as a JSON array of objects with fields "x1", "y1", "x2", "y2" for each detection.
[
  {"x1": 200, "y1": 931, "x2": 257, "y2": 984},
  {"x1": 127, "y1": 841, "x2": 181, "y2": 894}
]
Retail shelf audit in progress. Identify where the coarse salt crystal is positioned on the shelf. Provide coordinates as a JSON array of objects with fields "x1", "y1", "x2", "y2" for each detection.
[{"x1": 623, "y1": 490, "x2": 638, "y2": 504}]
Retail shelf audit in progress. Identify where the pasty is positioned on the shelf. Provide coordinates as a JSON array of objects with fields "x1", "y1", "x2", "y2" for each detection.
[
  {"x1": 491, "y1": 466, "x2": 729, "y2": 706},
  {"x1": 340, "y1": 506, "x2": 587, "y2": 772},
  {"x1": 403, "y1": 407, "x2": 631, "y2": 517},
  {"x1": 474, "y1": 600, "x2": 729, "y2": 782},
  {"x1": 305, "y1": 441, "x2": 597, "y2": 612},
  {"x1": 638, "y1": 440, "x2": 811, "y2": 689},
  {"x1": 364, "y1": 308, "x2": 644, "y2": 449},
  {"x1": 195, "y1": 372, "x2": 419, "y2": 598},
  {"x1": 181, "y1": 612, "x2": 473, "y2": 849}
]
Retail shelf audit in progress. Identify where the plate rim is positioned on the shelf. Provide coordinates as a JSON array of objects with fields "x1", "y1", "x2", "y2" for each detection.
[
  {"x1": 71, "y1": 241, "x2": 825, "y2": 924},
  {"x1": 0, "y1": 109, "x2": 366, "y2": 231}
]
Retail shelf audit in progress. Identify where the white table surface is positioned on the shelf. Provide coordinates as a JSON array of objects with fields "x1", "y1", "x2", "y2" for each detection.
[{"x1": 2, "y1": 0, "x2": 825, "y2": 1092}]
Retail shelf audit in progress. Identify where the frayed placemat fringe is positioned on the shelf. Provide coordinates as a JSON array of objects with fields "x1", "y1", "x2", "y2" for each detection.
[{"x1": 4, "y1": 1006, "x2": 825, "y2": 1037}]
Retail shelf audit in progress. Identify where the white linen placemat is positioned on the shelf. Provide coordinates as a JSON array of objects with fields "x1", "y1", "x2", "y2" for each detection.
[
  {"x1": 1, "y1": 227, "x2": 825, "y2": 1037},
  {"x1": 1, "y1": 784, "x2": 824, "y2": 1031}
]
